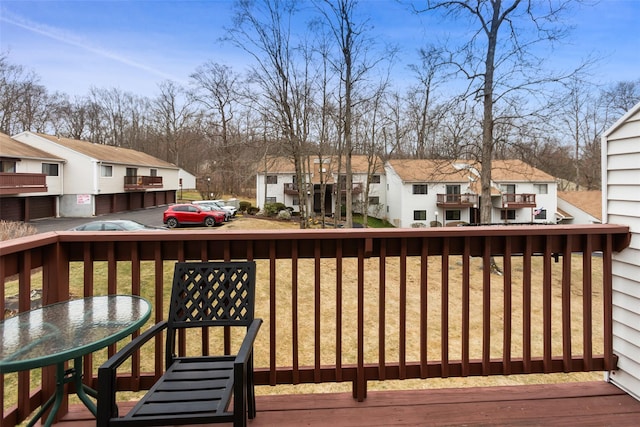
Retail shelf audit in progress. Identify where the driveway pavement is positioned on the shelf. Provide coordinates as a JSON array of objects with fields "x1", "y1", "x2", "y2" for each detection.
[{"x1": 28, "y1": 206, "x2": 169, "y2": 234}]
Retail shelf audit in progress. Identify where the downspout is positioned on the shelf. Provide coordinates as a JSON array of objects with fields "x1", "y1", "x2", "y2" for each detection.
[{"x1": 93, "y1": 160, "x2": 100, "y2": 216}]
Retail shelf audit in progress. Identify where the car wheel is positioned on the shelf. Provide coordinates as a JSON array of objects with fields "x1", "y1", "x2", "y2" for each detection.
[
  {"x1": 204, "y1": 217, "x2": 215, "y2": 227},
  {"x1": 166, "y1": 217, "x2": 179, "y2": 228}
]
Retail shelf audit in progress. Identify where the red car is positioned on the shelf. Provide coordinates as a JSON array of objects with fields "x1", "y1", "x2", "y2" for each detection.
[{"x1": 163, "y1": 204, "x2": 225, "y2": 228}]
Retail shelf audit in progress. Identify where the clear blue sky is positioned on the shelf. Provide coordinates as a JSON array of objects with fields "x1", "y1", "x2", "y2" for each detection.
[{"x1": 1, "y1": 0, "x2": 638, "y2": 98}]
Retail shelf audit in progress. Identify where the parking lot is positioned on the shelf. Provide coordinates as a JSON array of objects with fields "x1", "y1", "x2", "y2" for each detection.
[{"x1": 29, "y1": 206, "x2": 170, "y2": 234}]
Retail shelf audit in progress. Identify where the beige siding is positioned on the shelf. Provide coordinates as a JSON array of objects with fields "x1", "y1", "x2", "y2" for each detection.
[{"x1": 604, "y1": 102, "x2": 640, "y2": 401}]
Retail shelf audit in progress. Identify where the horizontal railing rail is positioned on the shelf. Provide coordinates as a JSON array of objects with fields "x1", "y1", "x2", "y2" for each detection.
[{"x1": 0, "y1": 224, "x2": 631, "y2": 426}]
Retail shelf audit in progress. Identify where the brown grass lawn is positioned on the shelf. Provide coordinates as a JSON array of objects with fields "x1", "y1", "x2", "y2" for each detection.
[{"x1": 3, "y1": 217, "x2": 604, "y2": 415}]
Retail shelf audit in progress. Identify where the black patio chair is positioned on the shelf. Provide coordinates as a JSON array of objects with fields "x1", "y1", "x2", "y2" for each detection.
[{"x1": 97, "y1": 261, "x2": 262, "y2": 427}]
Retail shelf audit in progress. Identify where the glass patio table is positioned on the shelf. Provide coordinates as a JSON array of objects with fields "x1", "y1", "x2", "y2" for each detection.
[{"x1": 0, "y1": 295, "x2": 151, "y2": 427}]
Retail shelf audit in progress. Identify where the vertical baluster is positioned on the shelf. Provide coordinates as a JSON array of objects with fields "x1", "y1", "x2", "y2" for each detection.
[
  {"x1": 582, "y1": 234, "x2": 593, "y2": 370},
  {"x1": 543, "y1": 236, "x2": 552, "y2": 373},
  {"x1": 399, "y1": 238, "x2": 407, "y2": 380},
  {"x1": 523, "y1": 235, "x2": 532, "y2": 372},
  {"x1": 335, "y1": 240, "x2": 343, "y2": 382},
  {"x1": 269, "y1": 240, "x2": 277, "y2": 386},
  {"x1": 356, "y1": 241, "x2": 366, "y2": 401},
  {"x1": 292, "y1": 241, "x2": 299, "y2": 384},
  {"x1": 462, "y1": 236, "x2": 470, "y2": 376},
  {"x1": 482, "y1": 237, "x2": 491, "y2": 375},
  {"x1": 420, "y1": 238, "x2": 429, "y2": 378},
  {"x1": 441, "y1": 237, "x2": 449, "y2": 378},
  {"x1": 379, "y1": 239, "x2": 387, "y2": 380},
  {"x1": 562, "y1": 235, "x2": 573, "y2": 371},
  {"x1": 503, "y1": 237, "x2": 512, "y2": 375},
  {"x1": 314, "y1": 240, "x2": 321, "y2": 383}
]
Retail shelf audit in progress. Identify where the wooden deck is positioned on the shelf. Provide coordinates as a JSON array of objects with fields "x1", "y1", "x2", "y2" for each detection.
[{"x1": 51, "y1": 381, "x2": 640, "y2": 426}]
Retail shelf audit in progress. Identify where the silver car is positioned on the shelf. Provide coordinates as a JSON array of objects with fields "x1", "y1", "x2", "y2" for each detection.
[{"x1": 193, "y1": 200, "x2": 236, "y2": 219}]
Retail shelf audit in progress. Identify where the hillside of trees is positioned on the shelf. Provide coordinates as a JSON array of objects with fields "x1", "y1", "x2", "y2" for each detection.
[{"x1": 2, "y1": 1, "x2": 639, "y2": 227}]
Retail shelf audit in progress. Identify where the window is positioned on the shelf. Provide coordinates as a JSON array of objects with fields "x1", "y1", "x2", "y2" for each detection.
[
  {"x1": 370, "y1": 175, "x2": 381, "y2": 184},
  {"x1": 1, "y1": 160, "x2": 16, "y2": 173},
  {"x1": 42, "y1": 163, "x2": 59, "y2": 176},
  {"x1": 266, "y1": 197, "x2": 276, "y2": 203},
  {"x1": 413, "y1": 210, "x2": 427, "y2": 220},
  {"x1": 501, "y1": 184, "x2": 516, "y2": 194},
  {"x1": 126, "y1": 167, "x2": 137, "y2": 177},
  {"x1": 412, "y1": 184, "x2": 428, "y2": 194},
  {"x1": 534, "y1": 208, "x2": 547, "y2": 220},
  {"x1": 150, "y1": 169, "x2": 158, "y2": 177},
  {"x1": 101, "y1": 165, "x2": 113, "y2": 177},
  {"x1": 266, "y1": 175, "x2": 278, "y2": 184},
  {"x1": 369, "y1": 196, "x2": 380, "y2": 205},
  {"x1": 292, "y1": 197, "x2": 299, "y2": 206},
  {"x1": 500, "y1": 210, "x2": 516, "y2": 220},
  {"x1": 445, "y1": 210, "x2": 461, "y2": 221},
  {"x1": 446, "y1": 185, "x2": 461, "y2": 195},
  {"x1": 534, "y1": 184, "x2": 548, "y2": 194}
]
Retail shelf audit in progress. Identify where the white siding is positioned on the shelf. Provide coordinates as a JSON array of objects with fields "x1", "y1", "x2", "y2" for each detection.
[
  {"x1": 383, "y1": 165, "x2": 403, "y2": 227},
  {"x1": 603, "y1": 101, "x2": 640, "y2": 401}
]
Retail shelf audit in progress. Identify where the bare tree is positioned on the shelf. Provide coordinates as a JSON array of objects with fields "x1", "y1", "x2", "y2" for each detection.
[
  {"x1": 54, "y1": 95, "x2": 90, "y2": 139},
  {"x1": 190, "y1": 62, "x2": 243, "y2": 194},
  {"x1": 419, "y1": 0, "x2": 582, "y2": 225},
  {"x1": 151, "y1": 80, "x2": 200, "y2": 168},
  {"x1": 602, "y1": 79, "x2": 640, "y2": 120},
  {"x1": 227, "y1": 0, "x2": 315, "y2": 227},
  {"x1": 0, "y1": 54, "x2": 43, "y2": 134},
  {"x1": 314, "y1": 0, "x2": 390, "y2": 227},
  {"x1": 407, "y1": 45, "x2": 449, "y2": 158}
]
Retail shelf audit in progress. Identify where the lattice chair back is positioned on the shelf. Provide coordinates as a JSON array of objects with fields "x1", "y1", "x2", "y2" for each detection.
[{"x1": 166, "y1": 261, "x2": 256, "y2": 366}]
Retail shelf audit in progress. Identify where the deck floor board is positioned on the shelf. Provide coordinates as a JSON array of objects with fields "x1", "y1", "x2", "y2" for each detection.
[{"x1": 49, "y1": 381, "x2": 640, "y2": 426}]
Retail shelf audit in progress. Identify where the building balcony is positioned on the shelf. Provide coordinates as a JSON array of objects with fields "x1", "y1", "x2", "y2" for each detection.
[
  {"x1": 338, "y1": 182, "x2": 363, "y2": 194},
  {"x1": 0, "y1": 172, "x2": 47, "y2": 195},
  {"x1": 436, "y1": 193, "x2": 479, "y2": 207},
  {"x1": 502, "y1": 193, "x2": 536, "y2": 208},
  {"x1": 123, "y1": 175, "x2": 163, "y2": 191},
  {"x1": 0, "y1": 225, "x2": 636, "y2": 426},
  {"x1": 283, "y1": 182, "x2": 312, "y2": 195},
  {"x1": 283, "y1": 182, "x2": 363, "y2": 195}
]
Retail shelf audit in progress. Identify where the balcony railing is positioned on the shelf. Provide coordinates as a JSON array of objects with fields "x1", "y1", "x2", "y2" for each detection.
[
  {"x1": 283, "y1": 182, "x2": 312, "y2": 195},
  {"x1": 502, "y1": 193, "x2": 536, "y2": 208},
  {"x1": 123, "y1": 175, "x2": 163, "y2": 190},
  {"x1": 0, "y1": 172, "x2": 47, "y2": 195},
  {"x1": 0, "y1": 225, "x2": 631, "y2": 426},
  {"x1": 436, "y1": 193, "x2": 479, "y2": 207},
  {"x1": 283, "y1": 182, "x2": 363, "y2": 195}
]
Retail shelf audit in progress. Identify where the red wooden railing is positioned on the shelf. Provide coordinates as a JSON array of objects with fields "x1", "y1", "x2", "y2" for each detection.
[
  {"x1": 436, "y1": 193, "x2": 479, "y2": 206},
  {"x1": 0, "y1": 172, "x2": 47, "y2": 195},
  {"x1": 502, "y1": 193, "x2": 536, "y2": 207},
  {"x1": 123, "y1": 175, "x2": 163, "y2": 190},
  {"x1": 0, "y1": 225, "x2": 631, "y2": 426}
]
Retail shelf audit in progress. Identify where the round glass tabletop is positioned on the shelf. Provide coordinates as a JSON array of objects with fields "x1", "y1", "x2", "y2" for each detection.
[{"x1": 0, "y1": 295, "x2": 151, "y2": 373}]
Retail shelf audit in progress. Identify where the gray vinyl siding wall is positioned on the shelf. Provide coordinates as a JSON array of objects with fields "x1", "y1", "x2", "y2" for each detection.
[{"x1": 603, "y1": 102, "x2": 640, "y2": 401}]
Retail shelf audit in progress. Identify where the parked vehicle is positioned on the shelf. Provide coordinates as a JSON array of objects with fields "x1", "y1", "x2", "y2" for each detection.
[
  {"x1": 68, "y1": 220, "x2": 166, "y2": 231},
  {"x1": 163, "y1": 204, "x2": 225, "y2": 228},
  {"x1": 192, "y1": 200, "x2": 231, "y2": 221},
  {"x1": 196, "y1": 200, "x2": 237, "y2": 217}
]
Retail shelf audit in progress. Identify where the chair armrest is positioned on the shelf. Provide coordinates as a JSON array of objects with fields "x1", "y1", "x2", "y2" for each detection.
[
  {"x1": 97, "y1": 321, "x2": 167, "y2": 427},
  {"x1": 234, "y1": 319, "x2": 263, "y2": 366},
  {"x1": 100, "y1": 320, "x2": 167, "y2": 371}
]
